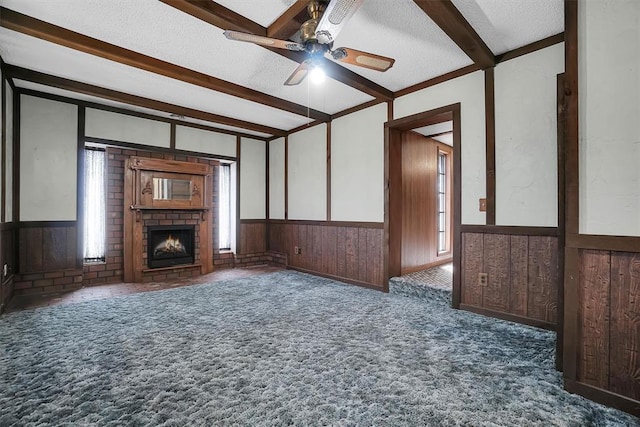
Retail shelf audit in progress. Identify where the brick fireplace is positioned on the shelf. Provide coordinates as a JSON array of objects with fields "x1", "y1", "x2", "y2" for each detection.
[{"x1": 122, "y1": 155, "x2": 216, "y2": 283}]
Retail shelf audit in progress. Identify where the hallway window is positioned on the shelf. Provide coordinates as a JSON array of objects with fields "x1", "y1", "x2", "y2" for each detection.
[
  {"x1": 437, "y1": 151, "x2": 448, "y2": 253},
  {"x1": 219, "y1": 164, "x2": 231, "y2": 250},
  {"x1": 83, "y1": 147, "x2": 106, "y2": 262}
]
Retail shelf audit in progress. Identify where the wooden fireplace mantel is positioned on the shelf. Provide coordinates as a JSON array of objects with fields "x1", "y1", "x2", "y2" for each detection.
[{"x1": 124, "y1": 156, "x2": 214, "y2": 282}]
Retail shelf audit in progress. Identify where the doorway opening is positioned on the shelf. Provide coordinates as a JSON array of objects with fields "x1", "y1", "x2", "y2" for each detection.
[{"x1": 384, "y1": 103, "x2": 462, "y2": 308}]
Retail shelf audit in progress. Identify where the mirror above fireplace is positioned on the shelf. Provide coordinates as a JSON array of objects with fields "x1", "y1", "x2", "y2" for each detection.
[{"x1": 153, "y1": 177, "x2": 191, "y2": 201}]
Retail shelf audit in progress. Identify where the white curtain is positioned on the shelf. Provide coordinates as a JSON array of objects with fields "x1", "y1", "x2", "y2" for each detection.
[
  {"x1": 219, "y1": 164, "x2": 231, "y2": 249},
  {"x1": 83, "y1": 148, "x2": 106, "y2": 261}
]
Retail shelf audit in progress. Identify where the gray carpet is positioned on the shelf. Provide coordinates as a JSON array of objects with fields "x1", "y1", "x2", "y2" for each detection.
[
  {"x1": 0, "y1": 271, "x2": 637, "y2": 426},
  {"x1": 390, "y1": 263, "x2": 453, "y2": 304}
]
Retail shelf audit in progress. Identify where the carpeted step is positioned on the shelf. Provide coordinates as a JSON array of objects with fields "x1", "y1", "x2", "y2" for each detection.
[{"x1": 388, "y1": 277, "x2": 452, "y2": 305}]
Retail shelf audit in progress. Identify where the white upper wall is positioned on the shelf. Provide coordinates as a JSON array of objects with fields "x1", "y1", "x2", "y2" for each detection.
[
  {"x1": 288, "y1": 124, "x2": 326, "y2": 221},
  {"x1": 239, "y1": 138, "x2": 265, "y2": 219},
  {"x1": 495, "y1": 43, "x2": 564, "y2": 227},
  {"x1": 331, "y1": 103, "x2": 386, "y2": 222},
  {"x1": 85, "y1": 108, "x2": 170, "y2": 147},
  {"x1": 579, "y1": 0, "x2": 640, "y2": 236},
  {"x1": 175, "y1": 125, "x2": 236, "y2": 157},
  {"x1": 20, "y1": 95, "x2": 78, "y2": 221},
  {"x1": 394, "y1": 71, "x2": 486, "y2": 225},
  {"x1": 269, "y1": 138, "x2": 285, "y2": 220}
]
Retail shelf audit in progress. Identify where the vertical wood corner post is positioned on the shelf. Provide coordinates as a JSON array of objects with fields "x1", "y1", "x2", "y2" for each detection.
[{"x1": 383, "y1": 104, "x2": 461, "y2": 302}]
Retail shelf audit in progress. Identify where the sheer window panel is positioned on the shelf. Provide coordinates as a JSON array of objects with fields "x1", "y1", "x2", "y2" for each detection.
[{"x1": 83, "y1": 148, "x2": 106, "y2": 261}]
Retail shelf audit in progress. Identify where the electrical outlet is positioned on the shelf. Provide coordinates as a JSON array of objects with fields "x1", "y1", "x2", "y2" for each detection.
[
  {"x1": 479, "y1": 198, "x2": 487, "y2": 212},
  {"x1": 2, "y1": 264, "x2": 7, "y2": 277},
  {"x1": 478, "y1": 273, "x2": 488, "y2": 286},
  {"x1": 294, "y1": 246, "x2": 301, "y2": 255}
]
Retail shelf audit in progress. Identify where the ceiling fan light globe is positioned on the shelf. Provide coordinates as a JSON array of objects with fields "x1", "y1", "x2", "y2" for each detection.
[{"x1": 309, "y1": 66, "x2": 326, "y2": 84}]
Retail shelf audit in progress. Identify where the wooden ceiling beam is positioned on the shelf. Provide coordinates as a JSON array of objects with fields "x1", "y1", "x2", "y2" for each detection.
[
  {"x1": 6, "y1": 65, "x2": 288, "y2": 137},
  {"x1": 160, "y1": 0, "x2": 266, "y2": 35},
  {"x1": 267, "y1": 0, "x2": 309, "y2": 39},
  {"x1": 413, "y1": 0, "x2": 495, "y2": 69},
  {"x1": 0, "y1": 7, "x2": 330, "y2": 122},
  {"x1": 165, "y1": 1, "x2": 393, "y2": 100}
]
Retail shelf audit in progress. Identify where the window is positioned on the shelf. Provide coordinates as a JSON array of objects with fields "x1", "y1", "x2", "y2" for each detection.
[
  {"x1": 83, "y1": 148, "x2": 106, "y2": 262},
  {"x1": 219, "y1": 164, "x2": 231, "y2": 250},
  {"x1": 437, "y1": 151, "x2": 448, "y2": 254}
]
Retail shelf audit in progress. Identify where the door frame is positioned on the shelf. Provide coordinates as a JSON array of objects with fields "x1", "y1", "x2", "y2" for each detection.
[{"x1": 383, "y1": 103, "x2": 462, "y2": 307}]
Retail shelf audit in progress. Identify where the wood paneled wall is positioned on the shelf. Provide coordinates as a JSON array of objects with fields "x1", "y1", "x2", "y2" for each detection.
[
  {"x1": 18, "y1": 223, "x2": 77, "y2": 273},
  {"x1": 460, "y1": 229, "x2": 558, "y2": 329},
  {"x1": 400, "y1": 131, "x2": 452, "y2": 274},
  {"x1": 239, "y1": 220, "x2": 267, "y2": 254},
  {"x1": 0, "y1": 224, "x2": 16, "y2": 312},
  {"x1": 269, "y1": 220, "x2": 384, "y2": 289},
  {"x1": 576, "y1": 249, "x2": 640, "y2": 401}
]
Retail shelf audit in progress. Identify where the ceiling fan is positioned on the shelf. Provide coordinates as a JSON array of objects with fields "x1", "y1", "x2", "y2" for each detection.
[{"x1": 223, "y1": 0, "x2": 395, "y2": 86}]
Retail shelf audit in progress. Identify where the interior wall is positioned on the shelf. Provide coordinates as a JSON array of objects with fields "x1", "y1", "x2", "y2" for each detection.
[
  {"x1": 494, "y1": 43, "x2": 564, "y2": 227},
  {"x1": 85, "y1": 108, "x2": 170, "y2": 148},
  {"x1": 331, "y1": 103, "x2": 385, "y2": 222},
  {"x1": 5, "y1": 81, "x2": 13, "y2": 222},
  {"x1": 175, "y1": 125, "x2": 236, "y2": 157},
  {"x1": 393, "y1": 71, "x2": 486, "y2": 225},
  {"x1": 579, "y1": 0, "x2": 640, "y2": 236},
  {"x1": 269, "y1": 138, "x2": 285, "y2": 220},
  {"x1": 288, "y1": 124, "x2": 326, "y2": 221},
  {"x1": 20, "y1": 95, "x2": 77, "y2": 221},
  {"x1": 400, "y1": 132, "x2": 452, "y2": 274},
  {"x1": 239, "y1": 137, "x2": 265, "y2": 219}
]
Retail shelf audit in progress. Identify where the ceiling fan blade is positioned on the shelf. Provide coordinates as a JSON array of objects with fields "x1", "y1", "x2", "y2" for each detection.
[
  {"x1": 223, "y1": 30, "x2": 305, "y2": 51},
  {"x1": 315, "y1": 0, "x2": 364, "y2": 44},
  {"x1": 331, "y1": 47, "x2": 395, "y2": 72},
  {"x1": 284, "y1": 61, "x2": 311, "y2": 86}
]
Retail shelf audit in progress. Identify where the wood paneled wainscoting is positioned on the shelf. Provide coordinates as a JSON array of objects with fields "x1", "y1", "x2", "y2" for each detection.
[
  {"x1": 13, "y1": 221, "x2": 83, "y2": 295},
  {"x1": 460, "y1": 225, "x2": 559, "y2": 330},
  {"x1": 564, "y1": 236, "x2": 640, "y2": 416},
  {"x1": 269, "y1": 220, "x2": 384, "y2": 290},
  {"x1": 0, "y1": 223, "x2": 16, "y2": 312}
]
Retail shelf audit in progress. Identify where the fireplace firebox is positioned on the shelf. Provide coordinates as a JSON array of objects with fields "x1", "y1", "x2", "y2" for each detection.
[{"x1": 147, "y1": 225, "x2": 195, "y2": 269}]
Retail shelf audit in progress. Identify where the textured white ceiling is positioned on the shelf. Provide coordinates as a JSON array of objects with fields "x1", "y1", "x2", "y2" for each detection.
[
  {"x1": 414, "y1": 121, "x2": 453, "y2": 137},
  {"x1": 0, "y1": 29, "x2": 314, "y2": 132},
  {"x1": 0, "y1": 0, "x2": 564, "y2": 135},
  {"x1": 452, "y1": 0, "x2": 564, "y2": 54}
]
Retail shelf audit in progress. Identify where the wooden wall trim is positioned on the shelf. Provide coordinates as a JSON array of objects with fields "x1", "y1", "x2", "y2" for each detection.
[
  {"x1": 284, "y1": 136, "x2": 288, "y2": 220},
  {"x1": 240, "y1": 219, "x2": 268, "y2": 224},
  {"x1": 265, "y1": 139, "x2": 270, "y2": 222},
  {"x1": 12, "y1": 89, "x2": 20, "y2": 272},
  {"x1": 496, "y1": 33, "x2": 565, "y2": 64},
  {"x1": 331, "y1": 99, "x2": 385, "y2": 121},
  {"x1": 565, "y1": 379, "x2": 640, "y2": 418},
  {"x1": 565, "y1": 1, "x2": 579, "y2": 235},
  {"x1": 394, "y1": 65, "x2": 480, "y2": 98},
  {"x1": 460, "y1": 225, "x2": 559, "y2": 236},
  {"x1": 566, "y1": 234, "x2": 640, "y2": 252},
  {"x1": 484, "y1": 67, "x2": 496, "y2": 225},
  {"x1": 76, "y1": 106, "x2": 85, "y2": 268},
  {"x1": 326, "y1": 122, "x2": 331, "y2": 222},
  {"x1": 235, "y1": 136, "x2": 241, "y2": 254},
  {"x1": 169, "y1": 123, "x2": 176, "y2": 150},
  {"x1": 556, "y1": 72, "x2": 567, "y2": 371},
  {"x1": 452, "y1": 106, "x2": 462, "y2": 308},
  {"x1": 288, "y1": 266, "x2": 383, "y2": 291},
  {"x1": 18, "y1": 221, "x2": 77, "y2": 228},
  {"x1": 269, "y1": 219, "x2": 383, "y2": 229},
  {"x1": 460, "y1": 303, "x2": 556, "y2": 331},
  {"x1": 84, "y1": 137, "x2": 236, "y2": 162},
  {"x1": 286, "y1": 121, "x2": 323, "y2": 136},
  {"x1": 1, "y1": 69, "x2": 6, "y2": 223}
]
